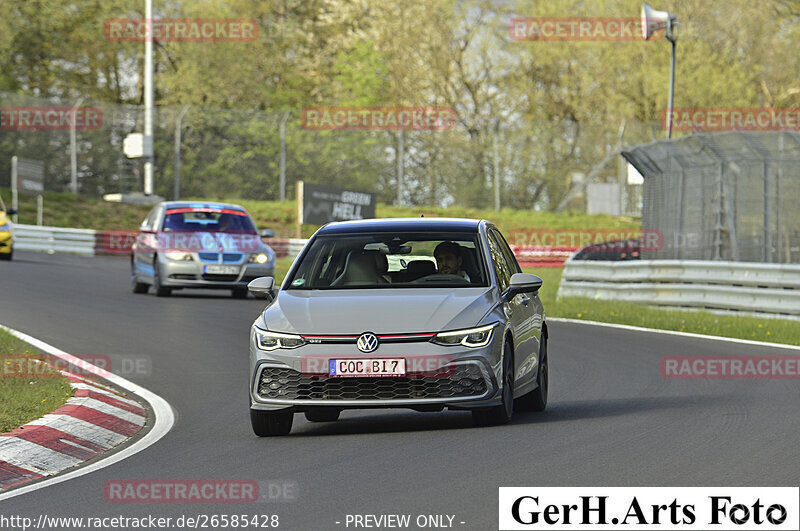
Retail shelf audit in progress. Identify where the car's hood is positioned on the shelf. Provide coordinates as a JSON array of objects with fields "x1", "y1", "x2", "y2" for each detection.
[{"x1": 261, "y1": 288, "x2": 496, "y2": 334}]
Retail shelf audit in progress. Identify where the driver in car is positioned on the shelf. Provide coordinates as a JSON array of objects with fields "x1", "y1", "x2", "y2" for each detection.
[{"x1": 433, "y1": 241, "x2": 470, "y2": 281}]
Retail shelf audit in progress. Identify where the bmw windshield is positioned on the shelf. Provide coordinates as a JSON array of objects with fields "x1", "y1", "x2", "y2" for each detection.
[
  {"x1": 162, "y1": 207, "x2": 257, "y2": 234},
  {"x1": 287, "y1": 233, "x2": 489, "y2": 289}
]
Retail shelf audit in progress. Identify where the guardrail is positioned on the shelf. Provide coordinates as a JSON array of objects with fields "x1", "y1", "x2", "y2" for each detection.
[
  {"x1": 12, "y1": 224, "x2": 575, "y2": 267},
  {"x1": 13, "y1": 224, "x2": 97, "y2": 255},
  {"x1": 558, "y1": 259, "x2": 800, "y2": 317}
]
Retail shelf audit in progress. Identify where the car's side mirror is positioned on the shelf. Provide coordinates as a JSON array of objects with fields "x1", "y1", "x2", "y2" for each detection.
[
  {"x1": 504, "y1": 273, "x2": 543, "y2": 300},
  {"x1": 6, "y1": 208, "x2": 17, "y2": 215},
  {"x1": 260, "y1": 228, "x2": 275, "y2": 239},
  {"x1": 248, "y1": 276, "x2": 276, "y2": 301}
]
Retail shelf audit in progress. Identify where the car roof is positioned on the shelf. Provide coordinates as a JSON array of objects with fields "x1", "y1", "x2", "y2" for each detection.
[
  {"x1": 160, "y1": 201, "x2": 247, "y2": 212},
  {"x1": 315, "y1": 217, "x2": 485, "y2": 235}
]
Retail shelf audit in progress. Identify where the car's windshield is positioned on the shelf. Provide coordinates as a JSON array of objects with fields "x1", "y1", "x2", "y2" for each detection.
[
  {"x1": 287, "y1": 232, "x2": 488, "y2": 289},
  {"x1": 161, "y1": 208, "x2": 256, "y2": 234}
]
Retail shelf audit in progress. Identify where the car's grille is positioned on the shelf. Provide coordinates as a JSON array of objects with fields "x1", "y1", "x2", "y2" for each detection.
[
  {"x1": 202, "y1": 274, "x2": 239, "y2": 282},
  {"x1": 257, "y1": 365, "x2": 487, "y2": 401},
  {"x1": 198, "y1": 252, "x2": 243, "y2": 263}
]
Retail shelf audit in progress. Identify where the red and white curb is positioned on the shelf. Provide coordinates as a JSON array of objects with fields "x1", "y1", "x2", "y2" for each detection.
[{"x1": 0, "y1": 325, "x2": 174, "y2": 500}]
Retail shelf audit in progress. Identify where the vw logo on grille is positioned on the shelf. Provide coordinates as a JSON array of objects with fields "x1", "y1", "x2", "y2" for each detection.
[{"x1": 357, "y1": 333, "x2": 379, "y2": 353}]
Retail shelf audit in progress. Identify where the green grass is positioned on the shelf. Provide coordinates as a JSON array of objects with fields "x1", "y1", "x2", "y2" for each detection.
[
  {"x1": 0, "y1": 329, "x2": 73, "y2": 433},
  {"x1": 1, "y1": 188, "x2": 640, "y2": 237},
  {"x1": 1, "y1": 188, "x2": 152, "y2": 231}
]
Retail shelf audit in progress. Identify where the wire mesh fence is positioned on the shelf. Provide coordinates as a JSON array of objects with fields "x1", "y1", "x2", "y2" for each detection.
[{"x1": 623, "y1": 131, "x2": 800, "y2": 264}]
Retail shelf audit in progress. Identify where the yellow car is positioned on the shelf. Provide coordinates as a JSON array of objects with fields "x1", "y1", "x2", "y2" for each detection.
[{"x1": 0, "y1": 195, "x2": 16, "y2": 261}]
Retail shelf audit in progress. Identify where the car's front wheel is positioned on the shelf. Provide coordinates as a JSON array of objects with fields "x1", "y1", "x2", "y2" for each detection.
[
  {"x1": 472, "y1": 341, "x2": 514, "y2": 426},
  {"x1": 516, "y1": 334, "x2": 548, "y2": 412},
  {"x1": 251, "y1": 409, "x2": 293, "y2": 436},
  {"x1": 153, "y1": 256, "x2": 172, "y2": 297},
  {"x1": 0, "y1": 247, "x2": 11, "y2": 261},
  {"x1": 131, "y1": 257, "x2": 148, "y2": 293}
]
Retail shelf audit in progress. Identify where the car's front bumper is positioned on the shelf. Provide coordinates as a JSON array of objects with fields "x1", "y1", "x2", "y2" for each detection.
[
  {"x1": 0, "y1": 232, "x2": 12, "y2": 254},
  {"x1": 248, "y1": 330, "x2": 505, "y2": 412},
  {"x1": 159, "y1": 258, "x2": 274, "y2": 289}
]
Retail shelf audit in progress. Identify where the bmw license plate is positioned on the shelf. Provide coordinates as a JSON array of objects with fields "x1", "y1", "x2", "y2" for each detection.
[
  {"x1": 204, "y1": 265, "x2": 240, "y2": 275},
  {"x1": 329, "y1": 358, "x2": 406, "y2": 377}
]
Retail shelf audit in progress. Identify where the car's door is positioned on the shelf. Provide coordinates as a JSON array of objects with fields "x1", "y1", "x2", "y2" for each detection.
[{"x1": 487, "y1": 228, "x2": 542, "y2": 391}]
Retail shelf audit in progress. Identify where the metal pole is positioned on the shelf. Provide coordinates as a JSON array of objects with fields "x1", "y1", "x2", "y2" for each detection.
[
  {"x1": 279, "y1": 110, "x2": 290, "y2": 201},
  {"x1": 11, "y1": 156, "x2": 18, "y2": 223},
  {"x1": 667, "y1": 37, "x2": 676, "y2": 139},
  {"x1": 296, "y1": 181, "x2": 303, "y2": 239},
  {"x1": 174, "y1": 105, "x2": 189, "y2": 200},
  {"x1": 396, "y1": 130, "x2": 405, "y2": 205},
  {"x1": 70, "y1": 97, "x2": 84, "y2": 194},
  {"x1": 493, "y1": 125, "x2": 500, "y2": 211},
  {"x1": 763, "y1": 162, "x2": 771, "y2": 263},
  {"x1": 144, "y1": 0, "x2": 154, "y2": 195},
  {"x1": 37, "y1": 195, "x2": 43, "y2": 226}
]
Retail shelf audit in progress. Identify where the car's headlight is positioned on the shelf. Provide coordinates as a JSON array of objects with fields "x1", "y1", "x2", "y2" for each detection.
[
  {"x1": 249, "y1": 253, "x2": 271, "y2": 264},
  {"x1": 165, "y1": 251, "x2": 193, "y2": 261},
  {"x1": 431, "y1": 324, "x2": 495, "y2": 348},
  {"x1": 254, "y1": 329, "x2": 305, "y2": 350},
  {"x1": 0, "y1": 224, "x2": 9, "y2": 231}
]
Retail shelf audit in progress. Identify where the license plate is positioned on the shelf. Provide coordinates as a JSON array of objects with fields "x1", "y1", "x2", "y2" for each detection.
[
  {"x1": 329, "y1": 358, "x2": 406, "y2": 377},
  {"x1": 204, "y1": 265, "x2": 240, "y2": 275}
]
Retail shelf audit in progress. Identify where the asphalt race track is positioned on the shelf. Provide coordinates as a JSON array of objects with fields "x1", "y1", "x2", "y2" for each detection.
[{"x1": 1, "y1": 251, "x2": 799, "y2": 530}]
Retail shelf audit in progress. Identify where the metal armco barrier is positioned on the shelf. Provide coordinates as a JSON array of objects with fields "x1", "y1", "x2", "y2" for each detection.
[
  {"x1": 558, "y1": 259, "x2": 800, "y2": 317},
  {"x1": 13, "y1": 224, "x2": 96, "y2": 255}
]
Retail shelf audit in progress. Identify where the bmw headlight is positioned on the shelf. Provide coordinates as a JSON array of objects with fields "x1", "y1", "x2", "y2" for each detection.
[
  {"x1": 249, "y1": 253, "x2": 271, "y2": 264},
  {"x1": 165, "y1": 251, "x2": 193, "y2": 261},
  {"x1": 254, "y1": 329, "x2": 305, "y2": 351},
  {"x1": 431, "y1": 324, "x2": 495, "y2": 348}
]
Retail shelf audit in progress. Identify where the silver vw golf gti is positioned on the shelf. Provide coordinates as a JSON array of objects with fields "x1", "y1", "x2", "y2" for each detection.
[{"x1": 247, "y1": 218, "x2": 548, "y2": 436}]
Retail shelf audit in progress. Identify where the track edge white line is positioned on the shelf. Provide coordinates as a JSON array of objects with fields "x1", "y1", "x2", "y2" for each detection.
[{"x1": 548, "y1": 317, "x2": 800, "y2": 351}]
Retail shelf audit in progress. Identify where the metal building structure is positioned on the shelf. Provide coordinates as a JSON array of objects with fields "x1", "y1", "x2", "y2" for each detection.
[{"x1": 622, "y1": 131, "x2": 800, "y2": 264}]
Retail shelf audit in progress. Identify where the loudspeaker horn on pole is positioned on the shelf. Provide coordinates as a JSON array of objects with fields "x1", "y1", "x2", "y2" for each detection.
[{"x1": 641, "y1": 3, "x2": 673, "y2": 40}]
